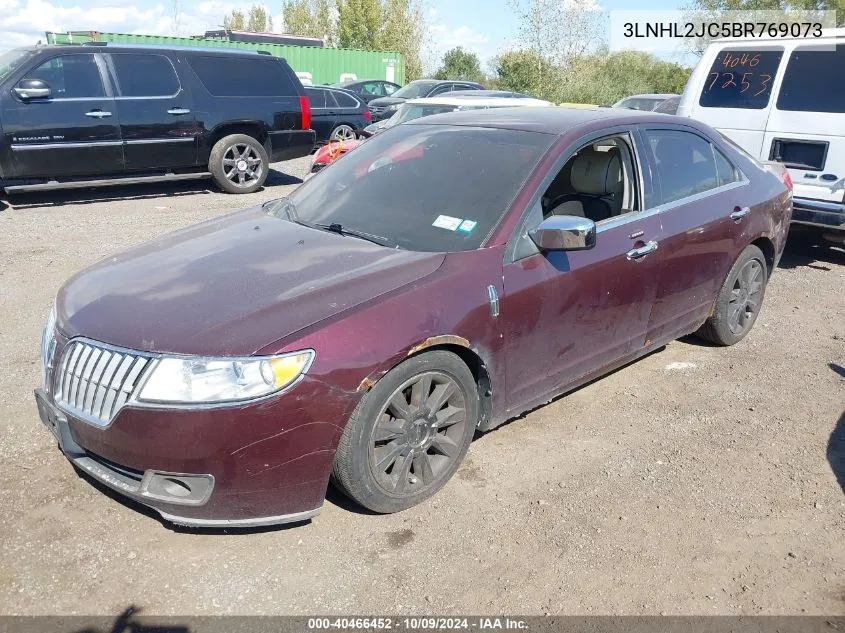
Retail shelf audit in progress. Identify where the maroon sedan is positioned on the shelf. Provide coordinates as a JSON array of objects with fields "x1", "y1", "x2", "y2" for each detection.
[{"x1": 35, "y1": 107, "x2": 792, "y2": 527}]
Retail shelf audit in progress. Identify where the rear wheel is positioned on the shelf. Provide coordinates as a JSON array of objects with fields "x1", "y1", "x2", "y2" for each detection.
[
  {"x1": 696, "y1": 244, "x2": 767, "y2": 346},
  {"x1": 332, "y1": 351, "x2": 479, "y2": 513},
  {"x1": 209, "y1": 134, "x2": 268, "y2": 194},
  {"x1": 329, "y1": 124, "x2": 356, "y2": 142}
]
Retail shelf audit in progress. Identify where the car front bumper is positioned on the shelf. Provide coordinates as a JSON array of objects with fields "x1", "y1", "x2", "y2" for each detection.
[
  {"x1": 791, "y1": 196, "x2": 845, "y2": 231},
  {"x1": 34, "y1": 372, "x2": 357, "y2": 527},
  {"x1": 268, "y1": 130, "x2": 317, "y2": 163}
]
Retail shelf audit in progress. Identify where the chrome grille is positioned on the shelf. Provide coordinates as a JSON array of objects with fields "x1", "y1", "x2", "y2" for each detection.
[{"x1": 54, "y1": 340, "x2": 153, "y2": 426}]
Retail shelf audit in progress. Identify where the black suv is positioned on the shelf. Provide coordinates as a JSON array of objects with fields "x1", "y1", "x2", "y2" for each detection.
[{"x1": 0, "y1": 43, "x2": 315, "y2": 194}]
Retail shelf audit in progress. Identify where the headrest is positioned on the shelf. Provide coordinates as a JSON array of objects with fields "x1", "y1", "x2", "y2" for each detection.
[{"x1": 570, "y1": 147, "x2": 622, "y2": 196}]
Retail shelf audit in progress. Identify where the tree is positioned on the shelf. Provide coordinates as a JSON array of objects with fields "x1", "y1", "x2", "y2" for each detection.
[
  {"x1": 169, "y1": 0, "x2": 181, "y2": 35},
  {"x1": 494, "y1": 49, "x2": 549, "y2": 95},
  {"x1": 247, "y1": 4, "x2": 270, "y2": 32},
  {"x1": 282, "y1": 0, "x2": 335, "y2": 42},
  {"x1": 434, "y1": 47, "x2": 484, "y2": 82},
  {"x1": 337, "y1": 0, "x2": 382, "y2": 49},
  {"x1": 223, "y1": 9, "x2": 246, "y2": 30},
  {"x1": 379, "y1": 0, "x2": 426, "y2": 80}
]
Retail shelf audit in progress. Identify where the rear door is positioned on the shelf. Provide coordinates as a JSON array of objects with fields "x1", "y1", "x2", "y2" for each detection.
[
  {"x1": 305, "y1": 87, "x2": 336, "y2": 142},
  {"x1": 106, "y1": 52, "x2": 198, "y2": 171},
  {"x1": 1, "y1": 52, "x2": 123, "y2": 178},
  {"x1": 689, "y1": 46, "x2": 785, "y2": 158},
  {"x1": 764, "y1": 43, "x2": 845, "y2": 204},
  {"x1": 639, "y1": 126, "x2": 750, "y2": 343}
]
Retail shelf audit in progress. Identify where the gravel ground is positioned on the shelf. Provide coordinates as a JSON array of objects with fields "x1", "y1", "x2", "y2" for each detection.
[{"x1": 0, "y1": 157, "x2": 843, "y2": 616}]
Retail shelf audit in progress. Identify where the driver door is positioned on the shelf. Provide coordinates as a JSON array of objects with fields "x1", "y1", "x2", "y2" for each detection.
[
  {"x1": 499, "y1": 132, "x2": 664, "y2": 413},
  {"x1": 2, "y1": 52, "x2": 122, "y2": 178}
]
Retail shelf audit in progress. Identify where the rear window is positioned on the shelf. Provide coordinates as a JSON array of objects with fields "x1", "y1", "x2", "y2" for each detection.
[
  {"x1": 188, "y1": 55, "x2": 296, "y2": 97},
  {"x1": 111, "y1": 54, "x2": 179, "y2": 97},
  {"x1": 699, "y1": 49, "x2": 783, "y2": 109},
  {"x1": 777, "y1": 45, "x2": 845, "y2": 113},
  {"x1": 334, "y1": 91, "x2": 359, "y2": 108}
]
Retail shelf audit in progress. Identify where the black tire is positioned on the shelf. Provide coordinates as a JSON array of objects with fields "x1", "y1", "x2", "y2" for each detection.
[
  {"x1": 332, "y1": 351, "x2": 479, "y2": 513},
  {"x1": 696, "y1": 244, "x2": 768, "y2": 346},
  {"x1": 209, "y1": 133, "x2": 268, "y2": 194}
]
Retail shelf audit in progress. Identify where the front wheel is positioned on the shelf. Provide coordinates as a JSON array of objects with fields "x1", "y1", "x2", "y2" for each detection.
[
  {"x1": 209, "y1": 134, "x2": 268, "y2": 194},
  {"x1": 696, "y1": 244, "x2": 768, "y2": 346},
  {"x1": 332, "y1": 351, "x2": 479, "y2": 513}
]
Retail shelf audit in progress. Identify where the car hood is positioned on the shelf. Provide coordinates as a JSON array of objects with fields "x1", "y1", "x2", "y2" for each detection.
[
  {"x1": 57, "y1": 207, "x2": 445, "y2": 356},
  {"x1": 368, "y1": 97, "x2": 406, "y2": 108}
]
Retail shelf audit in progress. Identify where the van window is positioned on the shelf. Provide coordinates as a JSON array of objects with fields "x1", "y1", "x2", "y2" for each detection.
[
  {"x1": 777, "y1": 45, "x2": 845, "y2": 113},
  {"x1": 110, "y1": 54, "x2": 179, "y2": 97},
  {"x1": 28, "y1": 54, "x2": 104, "y2": 99},
  {"x1": 699, "y1": 49, "x2": 783, "y2": 109},
  {"x1": 645, "y1": 130, "x2": 721, "y2": 205},
  {"x1": 188, "y1": 55, "x2": 296, "y2": 97}
]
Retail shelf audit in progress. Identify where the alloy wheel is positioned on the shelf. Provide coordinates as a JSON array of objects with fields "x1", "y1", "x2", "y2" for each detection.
[
  {"x1": 369, "y1": 371, "x2": 468, "y2": 496},
  {"x1": 330, "y1": 125, "x2": 356, "y2": 141},
  {"x1": 222, "y1": 143, "x2": 264, "y2": 188},
  {"x1": 728, "y1": 259, "x2": 764, "y2": 334}
]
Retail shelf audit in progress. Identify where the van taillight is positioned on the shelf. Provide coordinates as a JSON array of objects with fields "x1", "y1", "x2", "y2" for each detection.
[
  {"x1": 299, "y1": 95, "x2": 311, "y2": 130},
  {"x1": 782, "y1": 171, "x2": 793, "y2": 192}
]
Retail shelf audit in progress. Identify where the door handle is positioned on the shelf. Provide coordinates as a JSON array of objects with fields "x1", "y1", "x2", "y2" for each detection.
[
  {"x1": 626, "y1": 240, "x2": 659, "y2": 260},
  {"x1": 167, "y1": 107, "x2": 191, "y2": 115},
  {"x1": 85, "y1": 110, "x2": 112, "y2": 118},
  {"x1": 730, "y1": 206, "x2": 750, "y2": 220}
]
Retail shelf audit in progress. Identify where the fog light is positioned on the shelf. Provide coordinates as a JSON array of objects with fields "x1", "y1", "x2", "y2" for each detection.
[{"x1": 142, "y1": 471, "x2": 214, "y2": 506}]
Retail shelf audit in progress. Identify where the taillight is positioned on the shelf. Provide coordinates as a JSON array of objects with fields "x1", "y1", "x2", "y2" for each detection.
[
  {"x1": 782, "y1": 170, "x2": 793, "y2": 192},
  {"x1": 299, "y1": 95, "x2": 311, "y2": 130},
  {"x1": 364, "y1": 109, "x2": 372, "y2": 121}
]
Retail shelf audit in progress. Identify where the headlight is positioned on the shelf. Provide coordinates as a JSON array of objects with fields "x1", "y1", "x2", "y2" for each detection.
[
  {"x1": 137, "y1": 350, "x2": 314, "y2": 405},
  {"x1": 40, "y1": 303, "x2": 57, "y2": 392},
  {"x1": 385, "y1": 104, "x2": 398, "y2": 111}
]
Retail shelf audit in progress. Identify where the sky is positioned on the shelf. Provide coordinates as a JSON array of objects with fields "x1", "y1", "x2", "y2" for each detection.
[{"x1": 0, "y1": 0, "x2": 688, "y2": 66}]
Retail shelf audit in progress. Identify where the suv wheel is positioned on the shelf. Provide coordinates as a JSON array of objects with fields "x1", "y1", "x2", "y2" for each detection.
[{"x1": 209, "y1": 134, "x2": 268, "y2": 194}]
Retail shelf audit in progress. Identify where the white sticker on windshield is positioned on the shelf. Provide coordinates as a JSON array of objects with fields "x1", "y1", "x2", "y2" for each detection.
[
  {"x1": 457, "y1": 220, "x2": 477, "y2": 234},
  {"x1": 432, "y1": 215, "x2": 462, "y2": 231}
]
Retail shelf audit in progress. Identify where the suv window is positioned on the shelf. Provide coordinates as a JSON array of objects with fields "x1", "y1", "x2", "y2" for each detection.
[
  {"x1": 699, "y1": 49, "x2": 783, "y2": 110},
  {"x1": 645, "y1": 130, "x2": 721, "y2": 204},
  {"x1": 110, "y1": 54, "x2": 179, "y2": 97},
  {"x1": 777, "y1": 45, "x2": 845, "y2": 113},
  {"x1": 305, "y1": 87, "x2": 326, "y2": 108},
  {"x1": 383, "y1": 83, "x2": 397, "y2": 95},
  {"x1": 28, "y1": 54, "x2": 104, "y2": 99},
  {"x1": 188, "y1": 55, "x2": 296, "y2": 97},
  {"x1": 333, "y1": 91, "x2": 358, "y2": 108}
]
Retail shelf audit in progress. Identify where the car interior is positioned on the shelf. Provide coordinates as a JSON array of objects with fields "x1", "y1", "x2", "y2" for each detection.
[{"x1": 541, "y1": 135, "x2": 639, "y2": 223}]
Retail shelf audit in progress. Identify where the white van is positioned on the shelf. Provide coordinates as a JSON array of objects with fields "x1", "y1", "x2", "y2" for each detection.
[{"x1": 678, "y1": 29, "x2": 845, "y2": 237}]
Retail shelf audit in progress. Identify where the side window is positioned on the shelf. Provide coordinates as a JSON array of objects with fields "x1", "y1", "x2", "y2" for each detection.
[
  {"x1": 699, "y1": 49, "x2": 783, "y2": 110},
  {"x1": 361, "y1": 82, "x2": 381, "y2": 96},
  {"x1": 188, "y1": 56, "x2": 296, "y2": 97},
  {"x1": 325, "y1": 90, "x2": 339, "y2": 108},
  {"x1": 383, "y1": 83, "x2": 398, "y2": 95},
  {"x1": 645, "y1": 129, "x2": 721, "y2": 205},
  {"x1": 334, "y1": 91, "x2": 358, "y2": 108},
  {"x1": 714, "y1": 146, "x2": 740, "y2": 186},
  {"x1": 27, "y1": 54, "x2": 104, "y2": 99},
  {"x1": 777, "y1": 45, "x2": 845, "y2": 113},
  {"x1": 110, "y1": 54, "x2": 179, "y2": 97},
  {"x1": 305, "y1": 87, "x2": 326, "y2": 108},
  {"x1": 429, "y1": 84, "x2": 451, "y2": 96},
  {"x1": 540, "y1": 135, "x2": 639, "y2": 223}
]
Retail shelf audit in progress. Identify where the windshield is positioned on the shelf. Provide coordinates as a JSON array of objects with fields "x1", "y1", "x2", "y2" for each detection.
[
  {"x1": 0, "y1": 49, "x2": 34, "y2": 82},
  {"x1": 267, "y1": 124, "x2": 554, "y2": 252},
  {"x1": 391, "y1": 81, "x2": 437, "y2": 99}
]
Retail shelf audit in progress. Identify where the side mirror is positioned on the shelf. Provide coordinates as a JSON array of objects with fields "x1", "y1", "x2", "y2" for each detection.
[
  {"x1": 14, "y1": 78, "x2": 51, "y2": 100},
  {"x1": 529, "y1": 215, "x2": 596, "y2": 251}
]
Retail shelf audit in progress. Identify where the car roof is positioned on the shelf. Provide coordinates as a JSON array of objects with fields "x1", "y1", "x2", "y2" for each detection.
[
  {"x1": 404, "y1": 105, "x2": 695, "y2": 135},
  {"x1": 450, "y1": 89, "x2": 530, "y2": 98},
  {"x1": 18, "y1": 43, "x2": 277, "y2": 57},
  {"x1": 405, "y1": 95, "x2": 551, "y2": 107},
  {"x1": 713, "y1": 26, "x2": 845, "y2": 44}
]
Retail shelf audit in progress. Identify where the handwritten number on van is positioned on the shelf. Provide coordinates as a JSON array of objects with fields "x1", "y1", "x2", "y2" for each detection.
[{"x1": 753, "y1": 74, "x2": 772, "y2": 97}]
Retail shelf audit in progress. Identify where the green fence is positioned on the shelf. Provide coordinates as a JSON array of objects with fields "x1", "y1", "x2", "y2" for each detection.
[{"x1": 45, "y1": 31, "x2": 405, "y2": 86}]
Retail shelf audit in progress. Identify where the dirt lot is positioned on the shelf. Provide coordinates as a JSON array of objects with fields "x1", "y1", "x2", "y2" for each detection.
[{"x1": 0, "y1": 157, "x2": 843, "y2": 616}]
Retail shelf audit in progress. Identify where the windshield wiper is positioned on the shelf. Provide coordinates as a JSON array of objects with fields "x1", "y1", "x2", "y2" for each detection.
[{"x1": 313, "y1": 222, "x2": 397, "y2": 248}]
